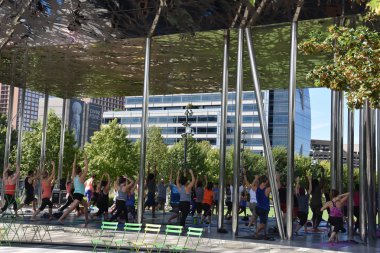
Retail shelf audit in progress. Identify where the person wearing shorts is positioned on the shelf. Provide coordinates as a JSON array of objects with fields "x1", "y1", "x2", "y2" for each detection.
[
  {"x1": 31, "y1": 161, "x2": 55, "y2": 221},
  {"x1": 243, "y1": 172, "x2": 258, "y2": 229},
  {"x1": 253, "y1": 175, "x2": 271, "y2": 239},
  {"x1": 144, "y1": 173, "x2": 157, "y2": 218},
  {"x1": 58, "y1": 154, "x2": 90, "y2": 224},
  {"x1": 167, "y1": 178, "x2": 180, "y2": 223},
  {"x1": 201, "y1": 178, "x2": 213, "y2": 224}
]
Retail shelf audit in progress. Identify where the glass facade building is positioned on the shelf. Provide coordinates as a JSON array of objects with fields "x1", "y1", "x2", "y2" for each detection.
[{"x1": 103, "y1": 90, "x2": 311, "y2": 155}]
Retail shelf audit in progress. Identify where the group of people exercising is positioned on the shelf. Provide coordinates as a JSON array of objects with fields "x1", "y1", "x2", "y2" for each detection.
[{"x1": 0, "y1": 157, "x2": 354, "y2": 242}]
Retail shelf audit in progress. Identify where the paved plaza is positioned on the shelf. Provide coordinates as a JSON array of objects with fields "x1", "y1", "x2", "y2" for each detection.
[{"x1": 1, "y1": 208, "x2": 379, "y2": 253}]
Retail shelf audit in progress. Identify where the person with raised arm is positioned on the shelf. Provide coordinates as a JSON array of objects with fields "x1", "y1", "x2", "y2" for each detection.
[
  {"x1": 321, "y1": 190, "x2": 350, "y2": 243},
  {"x1": 31, "y1": 161, "x2": 55, "y2": 220},
  {"x1": 58, "y1": 154, "x2": 89, "y2": 224},
  {"x1": 310, "y1": 168, "x2": 325, "y2": 232},
  {"x1": 253, "y1": 175, "x2": 276, "y2": 239},
  {"x1": 109, "y1": 175, "x2": 134, "y2": 222},
  {"x1": 176, "y1": 169, "x2": 195, "y2": 229},
  {"x1": 200, "y1": 175, "x2": 214, "y2": 225},
  {"x1": 295, "y1": 175, "x2": 312, "y2": 235},
  {"x1": 243, "y1": 171, "x2": 259, "y2": 230},
  {"x1": 17, "y1": 170, "x2": 39, "y2": 213},
  {"x1": 0, "y1": 164, "x2": 20, "y2": 214},
  {"x1": 125, "y1": 174, "x2": 138, "y2": 222},
  {"x1": 167, "y1": 170, "x2": 180, "y2": 223},
  {"x1": 91, "y1": 172, "x2": 111, "y2": 220}
]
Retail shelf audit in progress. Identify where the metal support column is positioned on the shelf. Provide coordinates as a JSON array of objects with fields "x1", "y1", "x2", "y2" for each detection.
[
  {"x1": 39, "y1": 92, "x2": 49, "y2": 171},
  {"x1": 347, "y1": 109, "x2": 354, "y2": 240},
  {"x1": 286, "y1": 20, "x2": 297, "y2": 240},
  {"x1": 377, "y1": 109, "x2": 380, "y2": 231},
  {"x1": 365, "y1": 103, "x2": 376, "y2": 244},
  {"x1": 16, "y1": 88, "x2": 26, "y2": 166},
  {"x1": 330, "y1": 91, "x2": 338, "y2": 189},
  {"x1": 3, "y1": 84, "x2": 15, "y2": 170},
  {"x1": 359, "y1": 108, "x2": 367, "y2": 242},
  {"x1": 137, "y1": 37, "x2": 151, "y2": 224},
  {"x1": 245, "y1": 27, "x2": 285, "y2": 240},
  {"x1": 232, "y1": 28, "x2": 244, "y2": 237},
  {"x1": 337, "y1": 92, "x2": 344, "y2": 193},
  {"x1": 58, "y1": 98, "x2": 67, "y2": 187},
  {"x1": 218, "y1": 29, "x2": 229, "y2": 232}
]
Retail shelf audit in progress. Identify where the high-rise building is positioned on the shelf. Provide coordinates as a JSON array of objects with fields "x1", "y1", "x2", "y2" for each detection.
[
  {"x1": 0, "y1": 84, "x2": 44, "y2": 130},
  {"x1": 82, "y1": 97, "x2": 125, "y2": 112},
  {"x1": 103, "y1": 89, "x2": 311, "y2": 156}
]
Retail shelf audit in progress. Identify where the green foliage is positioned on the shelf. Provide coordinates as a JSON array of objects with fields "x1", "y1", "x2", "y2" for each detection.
[
  {"x1": 367, "y1": 0, "x2": 380, "y2": 14},
  {"x1": 85, "y1": 119, "x2": 138, "y2": 179},
  {"x1": 147, "y1": 126, "x2": 168, "y2": 176},
  {"x1": 299, "y1": 24, "x2": 380, "y2": 109},
  {"x1": 0, "y1": 113, "x2": 18, "y2": 171},
  {"x1": 21, "y1": 111, "x2": 78, "y2": 176}
]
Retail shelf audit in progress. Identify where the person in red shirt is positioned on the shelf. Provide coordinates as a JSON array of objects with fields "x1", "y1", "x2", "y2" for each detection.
[
  {"x1": 0, "y1": 164, "x2": 20, "y2": 214},
  {"x1": 31, "y1": 161, "x2": 55, "y2": 221},
  {"x1": 200, "y1": 176, "x2": 214, "y2": 225}
]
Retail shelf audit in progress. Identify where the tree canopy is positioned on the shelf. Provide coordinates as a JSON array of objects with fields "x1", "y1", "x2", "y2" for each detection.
[
  {"x1": 85, "y1": 119, "x2": 138, "y2": 179},
  {"x1": 21, "y1": 111, "x2": 78, "y2": 176},
  {"x1": 299, "y1": 13, "x2": 380, "y2": 109}
]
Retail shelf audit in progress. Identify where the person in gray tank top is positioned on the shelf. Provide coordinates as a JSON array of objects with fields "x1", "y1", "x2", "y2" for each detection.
[
  {"x1": 109, "y1": 176, "x2": 134, "y2": 222},
  {"x1": 176, "y1": 169, "x2": 195, "y2": 228}
]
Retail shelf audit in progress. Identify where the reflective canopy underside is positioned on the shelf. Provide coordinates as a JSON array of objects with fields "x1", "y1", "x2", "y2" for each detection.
[{"x1": 0, "y1": 0, "x2": 365, "y2": 98}]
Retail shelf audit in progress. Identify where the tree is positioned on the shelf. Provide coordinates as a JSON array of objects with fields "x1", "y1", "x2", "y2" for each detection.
[
  {"x1": 0, "y1": 113, "x2": 17, "y2": 172},
  {"x1": 21, "y1": 111, "x2": 78, "y2": 176},
  {"x1": 299, "y1": 19, "x2": 380, "y2": 109},
  {"x1": 85, "y1": 119, "x2": 138, "y2": 179},
  {"x1": 146, "y1": 126, "x2": 168, "y2": 176}
]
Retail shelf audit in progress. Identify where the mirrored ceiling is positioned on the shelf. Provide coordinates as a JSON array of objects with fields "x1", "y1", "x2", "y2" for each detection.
[{"x1": 0, "y1": 0, "x2": 366, "y2": 98}]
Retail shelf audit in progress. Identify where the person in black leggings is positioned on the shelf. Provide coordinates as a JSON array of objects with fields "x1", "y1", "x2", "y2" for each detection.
[
  {"x1": 176, "y1": 169, "x2": 195, "y2": 229},
  {"x1": 310, "y1": 169, "x2": 325, "y2": 232}
]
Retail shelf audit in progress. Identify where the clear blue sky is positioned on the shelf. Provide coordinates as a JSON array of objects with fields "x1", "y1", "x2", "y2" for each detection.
[{"x1": 309, "y1": 88, "x2": 360, "y2": 144}]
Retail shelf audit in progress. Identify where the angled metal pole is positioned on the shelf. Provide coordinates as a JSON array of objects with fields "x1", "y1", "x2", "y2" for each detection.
[
  {"x1": 137, "y1": 37, "x2": 151, "y2": 224},
  {"x1": 58, "y1": 98, "x2": 67, "y2": 188},
  {"x1": 359, "y1": 107, "x2": 367, "y2": 242},
  {"x1": 330, "y1": 91, "x2": 338, "y2": 189},
  {"x1": 232, "y1": 28, "x2": 244, "y2": 237},
  {"x1": 377, "y1": 109, "x2": 380, "y2": 232},
  {"x1": 337, "y1": 91, "x2": 344, "y2": 193},
  {"x1": 286, "y1": 20, "x2": 297, "y2": 240},
  {"x1": 39, "y1": 92, "x2": 49, "y2": 171},
  {"x1": 245, "y1": 27, "x2": 285, "y2": 240},
  {"x1": 376, "y1": 109, "x2": 380, "y2": 230},
  {"x1": 347, "y1": 109, "x2": 354, "y2": 240},
  {"x1": 3, "y1": 84, "x2": 15, "y2": 170},
  {"x1": 218, "y1": 29, "x2": 229, "y2": 232},
  {"x1": 365, "y1": 103, "x2": 376, "y2": 244}
]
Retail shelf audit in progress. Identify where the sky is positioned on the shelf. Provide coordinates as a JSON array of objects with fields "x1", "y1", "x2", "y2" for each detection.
[{"x1": 309, "y1": 88, "x2": 360, "y2": 144}]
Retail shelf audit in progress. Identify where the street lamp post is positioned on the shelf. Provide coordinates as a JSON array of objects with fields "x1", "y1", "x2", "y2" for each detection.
[{"x1": 182, "y1": 106, "x2": 193, "y2": 174}]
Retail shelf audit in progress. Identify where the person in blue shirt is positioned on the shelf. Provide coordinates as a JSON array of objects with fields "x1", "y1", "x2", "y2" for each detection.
[
  {"x1": 167, "y1": 172, "x2": 180, "y2": 223},
  {"x1": 212, "y1": 183, "x2": 219, "y2": 215}
]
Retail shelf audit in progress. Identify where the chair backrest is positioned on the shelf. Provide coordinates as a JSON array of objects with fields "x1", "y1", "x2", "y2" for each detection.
[
  {"x1": 165, "y1": 225, "x2": 182, "y2": 247},
  {"x1": 141, "y1": 224, "x2": 161, "y2": 243},
  {"x1": 101, "y1": 221, "x2": 119, "y2": 231},
  {"x1": 124, "y1": 223, "x2": 142, "y2": 242},
  {"x1": 184, "y1": 227, "x2": 203, "y2": 252}
]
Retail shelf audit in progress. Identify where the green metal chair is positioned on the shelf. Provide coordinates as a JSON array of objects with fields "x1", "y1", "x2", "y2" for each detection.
[
  {"x1": 130, "y1": 224, "x2": 161, "y2": 253},
  {"x1": 153, "y1": 225, "x2": 183, "y2": 253},
  {"x1": 114, "y1": 223, "x2": 142, "y2": 252},
  {"x1": 170, "y1": 227, "x2": 203, "y2": 253},
  {"x1": 91, "y1": 221, "x2": 119, "y2": 252}
]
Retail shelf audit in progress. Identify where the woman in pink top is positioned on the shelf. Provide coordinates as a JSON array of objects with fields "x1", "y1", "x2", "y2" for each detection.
[
  {"x1": 321, "y1": 190, "x2": 349, "y2": 243},
  {"x1": 0, "y1": 164, "x2": 20, "y2": 214},
  {"x1": 31, "y1": 161, "x2": 55, "y2": 220}
]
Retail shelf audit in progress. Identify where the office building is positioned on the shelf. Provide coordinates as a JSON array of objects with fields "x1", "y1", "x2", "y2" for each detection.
[
  {"x1": 0, "y1": 84, "x2": 44, "y2": 130},
  {"x1": 82, "y1": 97, "x2": 125, "y2": 112},
  {"x1": 103, "y1": 89, "x2": 311, "y2": 156}
]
